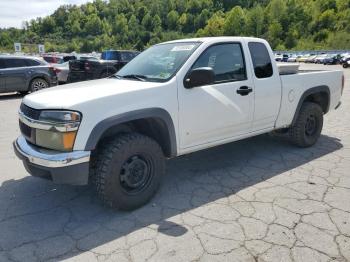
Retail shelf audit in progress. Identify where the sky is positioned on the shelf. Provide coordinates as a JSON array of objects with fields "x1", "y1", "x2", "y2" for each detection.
[{"x1": 0, "y1": 0, "x2": 92, "y2": 28}]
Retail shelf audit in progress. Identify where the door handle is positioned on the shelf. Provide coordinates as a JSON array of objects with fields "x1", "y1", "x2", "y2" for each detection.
[{"x1": 236, "y1": 86, "x2": 253, "y2": 96}]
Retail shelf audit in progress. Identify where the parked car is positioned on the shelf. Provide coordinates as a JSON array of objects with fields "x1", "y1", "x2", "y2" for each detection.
[
  {"x1": 298, "y1": 54, "x2": 312, "y2": 62},
  {"x1": 287, "y1": 55, "x2": 300, "y2": 62},
  {"x1": 52, "y1": 62, "x2": 69, "y2": 84},
  {"x1": 42, "y1": 54, "x2": 78, "y2": 64},
  {"x1": 275, "y1": 54, "x2": 283, "y2": 61},
  {"x1": 42, "y1": 55, "x2": 64, "y2": 64},
  {"x1": 305, "y1": 55, "x2": 318, "y2": 63},
  {"x1": 340, "y1": 55, "x2": 350, "y2": 68},
  {"x1": 314, "y1": 54, "x2": 327, "y2": 64},
  {"x1": 51, "y1": 55, "x2": 97, "y2": 84},
  {"x1": 68, "y1": 50, "x2": 140, "y2": 83},
  {"x1": 281, "y1": 54, "x2": 289, "y2": 62},
  {"x1": 14, "y1": 37, "x2": 344, "y2": 210},
  {"x1": 323, "y1": 54, "x2": 341, "y2": 65},
  {"x1": 0, "y1": 56, "x2": 57, "y2": 94}
]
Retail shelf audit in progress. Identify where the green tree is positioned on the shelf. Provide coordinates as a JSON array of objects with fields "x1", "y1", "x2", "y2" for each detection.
[
  {"x1": 142, "y1": 13, "x2": 153, "y2": 31},
  {"x1": 114, "y1": 14, "x2": 129, "y2": 46},
  {"x1": 197, "y1": 11, "x2": 225, "y2": 36},
  {"x1": 84, "y1": 14, "x2": 103, "y2": 35},
  {"x1": 224, "y1": 6, "x2": 247, "y2": 36},
  {"x1": 267, "y1": 20, "x2": 283, "y2": 48},
  {"x1": 41, "y1": 17, "x2": 56, "y2": 34},
  {"x1": 246, "y1": 5, "x2": 265, "y2": 37},
  {"x1": 0, "y1": 0, "x2": 348, "y2": 53},
  {"x1": 167, "y1": 10, "x2": 179, "y2": 30}
]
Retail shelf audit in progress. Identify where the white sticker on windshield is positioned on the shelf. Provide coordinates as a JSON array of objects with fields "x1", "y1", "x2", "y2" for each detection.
[{"x1": 171, "y1": 45, "x2": 196, "y2": 52}]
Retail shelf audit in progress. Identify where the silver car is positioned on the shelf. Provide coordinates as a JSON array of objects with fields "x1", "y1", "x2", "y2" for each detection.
[{"x1": 52, "y1": 62, "x2": 69, "y2": 84}]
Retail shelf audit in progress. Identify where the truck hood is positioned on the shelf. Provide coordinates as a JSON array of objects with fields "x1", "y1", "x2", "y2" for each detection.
[{"x1": 23, "y1": 78, "x2": 162, "y2": 109}]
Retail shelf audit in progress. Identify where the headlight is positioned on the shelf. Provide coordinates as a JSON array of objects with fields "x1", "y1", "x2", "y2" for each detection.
[
  {"x1": 39, "y1": 111, "x2": 81, "y2": 123},
  {"x1": 34, "y1": 110, "x2": 81, "y2": 151},
  {"x1": 36, "y1": 130, "x2": 78, "y2": 151}
]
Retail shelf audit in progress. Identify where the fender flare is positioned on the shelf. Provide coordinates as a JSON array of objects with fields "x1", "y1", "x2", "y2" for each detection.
[
  {"x1": 84, "y1": 108, "x2": 177, "y2": 157},
  {"x1": 291, "y1": 85, "x2": 330, "y2": 125}
]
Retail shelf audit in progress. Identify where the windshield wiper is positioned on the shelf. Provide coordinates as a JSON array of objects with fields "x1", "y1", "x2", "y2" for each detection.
[{"x1": 116, "y1": 74, "x2": 148, "y2": 81}]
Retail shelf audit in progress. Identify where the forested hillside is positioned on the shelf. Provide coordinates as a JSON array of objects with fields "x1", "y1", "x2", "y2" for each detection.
[{"x1": 0, "y1": 0, "x2": 349, "y2": 52}]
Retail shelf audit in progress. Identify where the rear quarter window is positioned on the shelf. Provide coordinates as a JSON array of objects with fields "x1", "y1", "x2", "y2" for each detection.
[{"x1": 248, "y1": 42, "x2": 273, "y2": 78}]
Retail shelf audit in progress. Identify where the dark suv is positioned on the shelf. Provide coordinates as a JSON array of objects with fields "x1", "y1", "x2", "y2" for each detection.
[
  {"x1": 0, "y1": 56, "x2": 58, "y2": 94},
  {"x1": 68, "y1": 50, "x2": 139, "y2": 83}
]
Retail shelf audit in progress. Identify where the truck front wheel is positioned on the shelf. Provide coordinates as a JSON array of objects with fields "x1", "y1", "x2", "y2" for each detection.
[
  {"x1": 289, "y1": 102, "x2": 323, "y2": 147},
  {"x1": 92, "y1": 133, "x2": 165, "y2": 210}
]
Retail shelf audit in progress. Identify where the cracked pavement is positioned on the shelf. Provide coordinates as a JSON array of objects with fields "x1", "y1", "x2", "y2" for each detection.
[{"x1": 0, "y1": 64, "x2": 350, "y2": 262}]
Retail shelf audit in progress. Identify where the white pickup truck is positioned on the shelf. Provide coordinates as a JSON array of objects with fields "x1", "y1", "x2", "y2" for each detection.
[{"x1": 14, "y1": 37, "x2": 344, "y2": 210}]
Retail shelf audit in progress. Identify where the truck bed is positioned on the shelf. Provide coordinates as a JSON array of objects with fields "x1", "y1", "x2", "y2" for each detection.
[
  {"x1": 276, "y1": 69, "x2": 343, "y2": 128},
  {"x1": 277, "y1": 62, "x2": 337, "y2": 75}
]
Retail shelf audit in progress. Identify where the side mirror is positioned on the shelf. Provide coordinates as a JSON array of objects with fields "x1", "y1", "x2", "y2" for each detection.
[{"x1": 184, "y1": 67, "x2": 214, "y2": 88}]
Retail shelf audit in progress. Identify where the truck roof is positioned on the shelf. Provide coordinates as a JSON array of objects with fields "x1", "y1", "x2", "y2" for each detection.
[{"x1": 161, "y1": 36, "x2": 267, "y2": 45}]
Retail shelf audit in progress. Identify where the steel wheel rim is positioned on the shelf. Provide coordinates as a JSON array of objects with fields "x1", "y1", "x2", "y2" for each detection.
[
  {"x1": 305, "y1": 114, "x2": 317, "y2": 136},
  {"x1": 119, "y1": 154, "x2": 154, "y2": 194}
]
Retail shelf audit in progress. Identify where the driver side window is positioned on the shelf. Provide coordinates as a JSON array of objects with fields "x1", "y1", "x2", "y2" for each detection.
[{"x1": 192, "y1": 43, "x2": 246, "y2": 83}]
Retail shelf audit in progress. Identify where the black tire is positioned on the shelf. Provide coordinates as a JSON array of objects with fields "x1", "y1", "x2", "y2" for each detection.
[
  {"x1": 92, "y1": 133, "x2": 165, "y2": 210},
  {"x1": 30, "y1": 78, "x2": 48, "y2": 92},
  {"x1": 343, "y1": 63, "x2": 348, "y2": 68},
  {"x1": 289, "y1": 102, "x2": 323, "y2": 147}
]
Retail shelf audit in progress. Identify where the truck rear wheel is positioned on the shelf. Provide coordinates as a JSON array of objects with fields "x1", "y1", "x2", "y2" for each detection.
[
  {"x1": 93, "y1": 133, "x2": 165, "y2": 210},
  {"x1": 289, "y1": 102, "x2": 323, "y2": 147}
]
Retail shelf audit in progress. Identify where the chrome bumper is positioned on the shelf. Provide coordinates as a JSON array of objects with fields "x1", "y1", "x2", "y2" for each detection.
[{"x1": 14, "y1": 136, "x2": 90, "y2": 168}]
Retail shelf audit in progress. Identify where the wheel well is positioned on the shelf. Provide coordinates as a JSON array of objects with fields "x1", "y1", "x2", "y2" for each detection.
[
  {"x1": 303, "y1": 91, "x2": 329, "y2": 114},
  {"x1": 96, "y1": 117, "x2": 173, "y2": 157},
  {"x1": 291, "y1": 88, "x2": 330, "y2": 126}
]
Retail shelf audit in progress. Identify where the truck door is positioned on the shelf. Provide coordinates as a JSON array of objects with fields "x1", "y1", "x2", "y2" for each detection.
[
  {"x1": 247, "y1": 41, "x2": 282, "y2": 130},
  {"x1": 3, "y1": 58, "x2": 28, "y2": 92},
  {"x1": 178, "y1": 42, "x2": 254, "y2": 149}
]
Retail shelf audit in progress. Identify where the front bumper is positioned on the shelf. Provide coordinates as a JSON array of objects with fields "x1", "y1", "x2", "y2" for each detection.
[{"x1": 13, "y1": 136, "x2": 90, "y2": 185}]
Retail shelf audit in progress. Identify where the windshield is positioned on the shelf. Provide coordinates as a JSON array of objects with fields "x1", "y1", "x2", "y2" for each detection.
[{"x1": 116, "y1": 42, "x2": 201, "y2": 82}]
